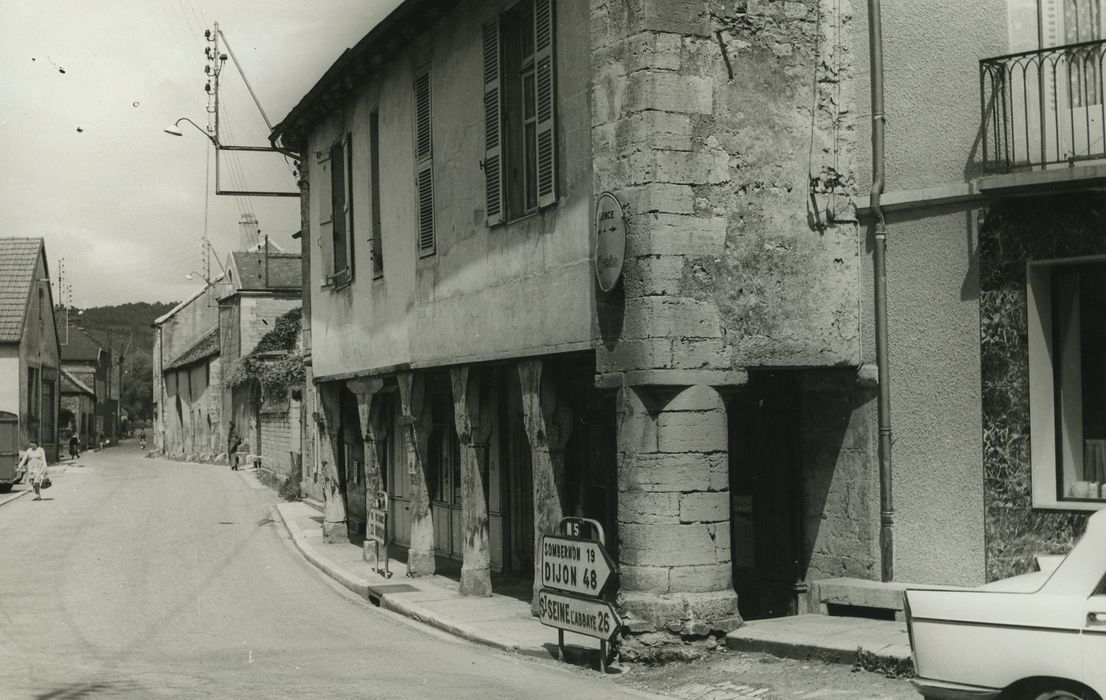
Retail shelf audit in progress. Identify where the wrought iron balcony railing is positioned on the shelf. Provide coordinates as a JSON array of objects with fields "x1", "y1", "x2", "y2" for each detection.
[{"x1": 981, "y1": 38, "x2": 1106, "y2": 172}]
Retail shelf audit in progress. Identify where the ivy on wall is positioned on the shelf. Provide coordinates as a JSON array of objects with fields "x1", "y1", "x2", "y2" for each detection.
[{"x1": 225, "y1": 307, "x2": 305, "y2": 400}]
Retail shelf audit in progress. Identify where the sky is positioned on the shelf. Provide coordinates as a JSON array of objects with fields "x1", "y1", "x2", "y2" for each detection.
[{"x1": 0, "y1": 0, "x2": 402, "y2": 307}]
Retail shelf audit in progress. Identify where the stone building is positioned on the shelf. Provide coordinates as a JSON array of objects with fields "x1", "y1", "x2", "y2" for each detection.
[
  {"x1": 268, "y1": 0, "x2": 1106, "y2": 635},
  {"x1": 56, "y1": 324, "x2": 123, "y2": 447}
]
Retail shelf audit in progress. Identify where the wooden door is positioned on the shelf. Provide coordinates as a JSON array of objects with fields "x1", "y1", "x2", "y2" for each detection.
[{"x1": 730, "y1": 371, "x2": 803, "y2": 619}]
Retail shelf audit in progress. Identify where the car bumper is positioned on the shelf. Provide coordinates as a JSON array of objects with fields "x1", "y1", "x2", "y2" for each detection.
[{"x1": 911, "y1": 678, "x2": 1001, "y2": 700}]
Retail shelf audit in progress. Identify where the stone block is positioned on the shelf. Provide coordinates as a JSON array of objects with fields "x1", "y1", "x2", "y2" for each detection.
[
  {"x1": 707, "y1": 452, "x2": 729, "y2": 491},
  {"x1": 620, "y1": 564, "x2": 671, "y2": 593},
  {"x1": 671, "y1": 338, "x2": 730, "y2": 370},
  {"x1": 666, "y1": 384, "x2": 727, "y2": 413},
  {"x1": 622, "y1": 490, "x2": 681, "y2": 523},
  {"x1": 622, "y1": 296, "x2": 722, "y2": 340},
  {"x1": 620, "y1": 184, "x2": 696, "y2": 216},
  {"x1": 599, "y1": 337, "x2": 673, "y2": 370},
  {"x1": 625, "y1": 31, "x2": 683, "y2": 73},
  {"x1": 629, "y1": 0, "x2": 712, "y2": 36},
  {"x1": 619, "y1": 451, "x2": 715, "y2": 492},
  {"x1": 619, "y1": 522, "x2": 722, "y2": 567},
  {"x1": 627, "y1": 215, "x2": 726, "y2": 256},
  {"x1": 680, "y1": 491, "x2": 730, "y2": 523},
  {"x1": 669, "y1": 563, "x2": 732, "y2": 593},
  {"x1": 633, "y1": 150, "x2": 729, "y2": 185},
  {"x1": 618, "y1": 112, "x2": 693, "y2": 151},
  {"x1": 626, "y1": 72, "x2": 713, "y2": 114},
  {"x1": 620, "y1": 589, "x2": 741, "y2": 635},
  {"x1": 624, "y1": 255, "x2": 688, "y2": 299},
  {"x1": 657, "y1": 411, "x2": 727, "y2": 453}
]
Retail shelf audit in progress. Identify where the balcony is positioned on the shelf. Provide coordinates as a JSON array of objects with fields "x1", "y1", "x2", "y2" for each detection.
[{"x1": 981, "y1": 39, "x2": 1106, "y2": 173}]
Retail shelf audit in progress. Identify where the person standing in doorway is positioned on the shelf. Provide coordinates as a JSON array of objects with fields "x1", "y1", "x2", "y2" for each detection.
[
  {"x1": 18, "y1": 440, "x2": 48, "y2": 501},
  {"x1": 68, "y1": 432, "x2": 80, "y2": 460},
  {"x1": 227, "y1": 421, "x2": 242, "y2": 470}
]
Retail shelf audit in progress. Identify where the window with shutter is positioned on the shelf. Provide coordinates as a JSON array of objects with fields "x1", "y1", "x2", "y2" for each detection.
[
  {"x1": 316, "y1": 149, "x2": 335, "y2": 284},
  {"x1": 483, "y1": 22, "x2": 504, "y2": 226},
  {"x1": 493, "y1": 0, "x2": 557, "y2": 224},
  {"x1": 370, "y1": 110, "x2": 384, "y2": 278},
  {"x1": 330, "y1": 138, "x2": 353, "y2": 287},
  {"x1": 414, "y1": 69, "x2": 435, "y2": 256}
]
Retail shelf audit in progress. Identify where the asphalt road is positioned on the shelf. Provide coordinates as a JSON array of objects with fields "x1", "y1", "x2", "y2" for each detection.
[{"x1": 0, "y1": 444, "x2": 655, "y2": 699}]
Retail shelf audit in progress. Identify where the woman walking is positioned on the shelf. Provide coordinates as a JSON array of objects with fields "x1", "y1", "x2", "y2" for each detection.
[{"x1": 18, "y1": 440, "x2": 48, "y2": 501}]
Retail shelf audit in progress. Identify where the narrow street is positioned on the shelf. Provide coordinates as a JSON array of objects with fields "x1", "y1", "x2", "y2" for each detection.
[{"x1": 0, "y1": 444, "x2": 653, "y2": 699}]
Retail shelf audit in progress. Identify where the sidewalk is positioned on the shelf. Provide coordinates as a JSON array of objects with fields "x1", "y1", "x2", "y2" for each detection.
[{"x1": 274, "y1": 498, "x2": 912, "y2": 671}]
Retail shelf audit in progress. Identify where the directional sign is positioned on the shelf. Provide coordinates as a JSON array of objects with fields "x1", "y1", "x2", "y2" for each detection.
[
  {"x1": 538, "y1": 588, "x2": 621, "y2": 641},
  {"x1": 542, "y1": 534, "x2": 616, "y2": 597}
]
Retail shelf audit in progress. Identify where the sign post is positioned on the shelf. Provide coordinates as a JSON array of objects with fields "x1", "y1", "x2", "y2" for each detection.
[
  {"x1": 368, "y1": 490, "x2": 390, "y2": 578},
  {"x1": 540, "y1": 517, "x2": 621, "y2": 672}
]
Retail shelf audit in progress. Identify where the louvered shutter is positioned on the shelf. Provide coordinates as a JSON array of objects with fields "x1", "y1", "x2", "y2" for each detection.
[
  {"x1": 482, "y1": 21, "x2": 504, "y2": 226},
  {"x1": 331, "y1": 140, "x2": 348, "y2": 279},
  {"x1": 414, "y1": 70, "x2": 435, "y2": 255},
  {"x1": 316, "y1": 149, "x2": 334, "y2": 281},
  {"x1": 416, "y1": 165, "x2": 435, "y2": 254},
  {"x1": 533, "y1": 0, "x2": 557, "y2": 209}
]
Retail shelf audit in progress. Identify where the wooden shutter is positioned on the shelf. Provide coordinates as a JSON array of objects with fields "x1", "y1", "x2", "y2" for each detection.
[
  {"x1": 344, "y1": 135, "x2": 355, "y2": 282},
  {"x1": 482, "y1": 21, "x2": 504, "y2": 226},
  {"x1": 416, "y1": 165, "x2": 435, "y2": 254},
  {"x1": 414, "y1": 70, "x2": 435, "y2": 255},
  {"x1": 414, "y1": 71, "x2": 432, "y2": 160},
  {"x1": 330, "y1": 140, "x2": 348, "y2": 279},
  {"x1": 316, "y1": 149, "x2": 334, "y2": 281},
  {"x1": 533, "y1": 0, "x2": 557, "y2": 208}
]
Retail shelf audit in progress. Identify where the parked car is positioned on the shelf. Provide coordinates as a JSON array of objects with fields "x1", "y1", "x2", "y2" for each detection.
[{"x1": 906, "y1": 509, "x2": 1106, "y2": 700}]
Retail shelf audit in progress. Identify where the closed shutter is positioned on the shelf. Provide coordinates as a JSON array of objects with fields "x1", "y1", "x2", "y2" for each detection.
[
  {"x1": 482, "y1": 21, "x2": 504, "y2": 226},
  {"x1": 533, "y1": 0, "x2": 557, "y2": 209},
  {"x1": 416, "y1": 165, "x2": 435, "y2": 254},
  {"x1": 316, "y1": 149, "x2": 334, "y2": 281},
  {"x1": 414, "y1": 70, "x2": 435, "y2": 255}
]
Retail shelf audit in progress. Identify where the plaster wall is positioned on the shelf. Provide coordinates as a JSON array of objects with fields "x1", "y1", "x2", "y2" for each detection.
[
  {"x1": 159, "y1": 284, "x2": 223, "y2": 365},
  {"x1": 850, "y1": 0, "x2": 1009, "y2": 191},
  {"x1": 308, "y1": 0, "x2": 594, "y2": 380}
]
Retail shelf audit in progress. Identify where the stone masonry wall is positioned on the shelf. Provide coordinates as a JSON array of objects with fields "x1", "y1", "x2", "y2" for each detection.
[
  {"x1": 592, "y1": 0, "x2": 860, "y2": 379},
  {"x1": 260, "y1": 410, "x2": 292, "y2": 477},
  {"x1": 979, "y1": 194, "x2": 1097, "y2": 580}
]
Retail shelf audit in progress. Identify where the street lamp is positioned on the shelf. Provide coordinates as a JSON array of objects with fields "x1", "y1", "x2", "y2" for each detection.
[
  {"x1": 163, "y1": 117, "x2": 217, "y2": 146},
  {"x1": 185, "y1": 271, "x2": 212, "y2": 284}
]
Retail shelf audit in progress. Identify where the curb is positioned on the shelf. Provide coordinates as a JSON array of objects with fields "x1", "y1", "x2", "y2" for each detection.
[
  {"x1": 273, "y1": 503, "x2": 553, "y2": 660},
  {"x1": 0, "y1": 488, "x2": 31, "y2": 508},
  {"x1": 725, "y1": 635, "x2": 914, "y2": 672}
]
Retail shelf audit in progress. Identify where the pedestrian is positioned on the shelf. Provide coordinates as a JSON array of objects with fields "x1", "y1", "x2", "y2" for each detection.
[
  {"x1": 138, "y1": 428, "x2": 146, "y2": 451},
  {"x1": 18, "y1": 440, "x2": 49, "y2": 501},
  {"x1": 227, "y1": 421, "x2": 242, "y2": 470},
  {"x1": 68, "y1": 432, "x2": 80, "y2": 459}
]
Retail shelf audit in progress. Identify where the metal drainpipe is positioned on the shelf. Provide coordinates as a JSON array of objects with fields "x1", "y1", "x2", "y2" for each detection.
[{"x1": 867, "y1": 0, "x2": 894, "y2": 583}]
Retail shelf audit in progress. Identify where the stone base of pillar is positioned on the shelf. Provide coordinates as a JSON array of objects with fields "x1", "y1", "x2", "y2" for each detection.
[
  {"x1": 407, "y1": 550, "x2": 436, "y2": 576},
  {"x1": 620, "y1": 590, "x2": 742, "y2": 636},
  {"x1": 459, "y1": 567, "x2": 492, "y2": 597},
  {"x1": 321, "y1": 520, "x2": 347, "y2": 544}
]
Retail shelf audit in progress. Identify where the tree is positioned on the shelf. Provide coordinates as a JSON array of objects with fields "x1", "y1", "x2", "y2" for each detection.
[{"x1": 122, "y1": 352, "x2": 153, "y2": 422}]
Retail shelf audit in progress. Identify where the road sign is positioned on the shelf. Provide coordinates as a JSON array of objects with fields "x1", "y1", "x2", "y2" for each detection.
[
  {"x1": 542, "y1": 534, "x2": 616, "y2": 597},
  {"x1": 538, "y1": 588, "x2": 621, "y2": 641}
]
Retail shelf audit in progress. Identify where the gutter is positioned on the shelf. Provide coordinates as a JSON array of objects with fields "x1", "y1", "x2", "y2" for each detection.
[{"x1": 867, "y1": 0, "x2": 894, "y2": 583}]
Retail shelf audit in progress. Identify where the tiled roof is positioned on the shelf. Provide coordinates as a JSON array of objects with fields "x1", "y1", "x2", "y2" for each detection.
[
  {"x1": 60, "y1": 367, "x2": 95, "y2": 396},
  {"x1": 164, "y1": 326, "x2": 220, "y2": 371},
  {"x1": 229, "y1": 252, "x2": 301, "y2": 290},
  {"x1": 0, "y1": 237, "x2": 43, "y2": 343},
  {"x1": 58, "y1": 324, "x2": 103, "y2": 362}
]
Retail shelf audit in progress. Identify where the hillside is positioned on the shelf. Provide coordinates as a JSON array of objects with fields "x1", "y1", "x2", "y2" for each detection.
[{"x1": 59, "y1": 301, "x2": 178, "y2": 422}]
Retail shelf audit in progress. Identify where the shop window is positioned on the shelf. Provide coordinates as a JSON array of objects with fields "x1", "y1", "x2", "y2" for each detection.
[
  {"x1": 1028, "y1": 259, "x2": 1106, "y2": 508},
  {"x1": 482, "y1": 0, "x2": 556, "y2": 225}
]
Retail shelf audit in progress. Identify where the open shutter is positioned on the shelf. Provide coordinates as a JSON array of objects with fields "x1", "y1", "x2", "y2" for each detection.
[
  {"x1": 316, "y1": 149, "x2": 334, "y2": 282},
  {"x1": 330, "y1": 140, "x2": 348, "y2": 280},
  {"x1": 344, "y1": 136, "x2": 355, "y2": 282},
  {"x1": 482, "y1": 21, "x2": 504, "y2": 226},
  {"x1": 533, "y1": 0, "x2": 557, "y2": 209}
]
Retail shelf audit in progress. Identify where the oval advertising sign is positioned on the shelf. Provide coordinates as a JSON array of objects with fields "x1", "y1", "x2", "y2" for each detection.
[{"x1": 594, "y1": 192, "x2": 625, "y2": 293}]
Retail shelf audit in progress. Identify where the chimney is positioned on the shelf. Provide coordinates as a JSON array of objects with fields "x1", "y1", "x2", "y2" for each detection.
[{"x1": 238, "y1": 213, "x2": 260, "y2": 251}]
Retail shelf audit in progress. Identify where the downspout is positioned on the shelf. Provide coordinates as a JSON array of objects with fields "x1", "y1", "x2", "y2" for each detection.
[{"x1": 867, "y1": 0, "x2": 894, "y2": 582}]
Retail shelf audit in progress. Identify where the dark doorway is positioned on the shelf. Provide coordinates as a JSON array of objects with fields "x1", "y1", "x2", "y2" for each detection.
[
  {"x1": 339, "y1": 386, "x2": 366, "y2": 539},
  {"x1": 729, "y1": 371, "x2": 804, "y2": 620}
]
